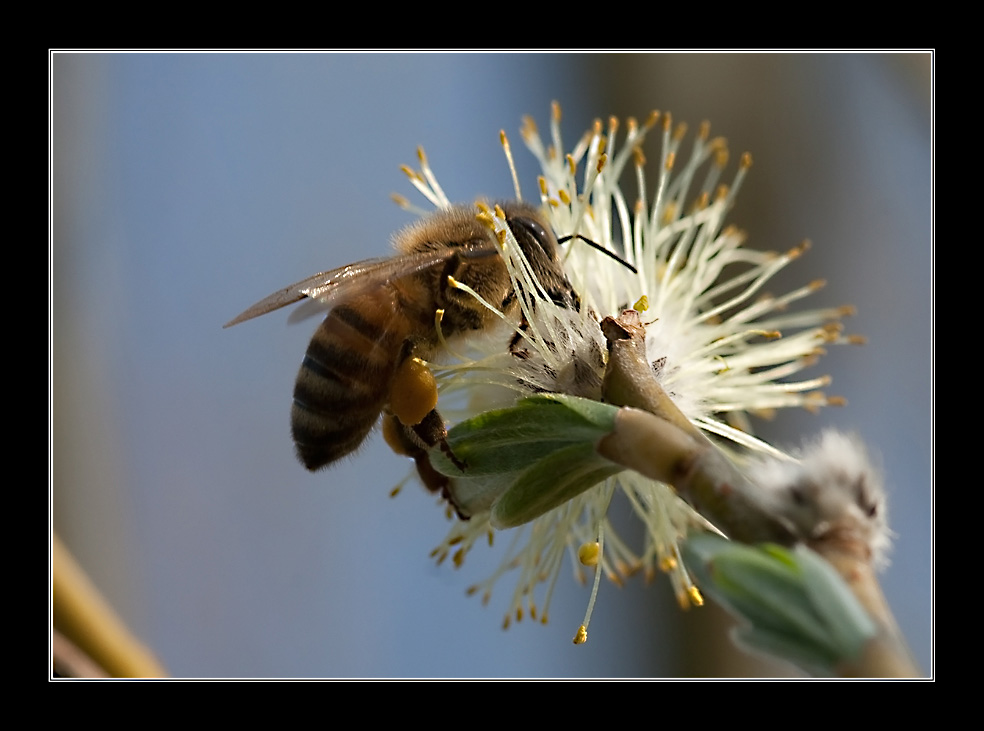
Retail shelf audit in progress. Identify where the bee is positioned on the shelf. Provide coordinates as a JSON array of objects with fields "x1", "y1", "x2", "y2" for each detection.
[{"x1": 225, "y1": 201, "x2": 580, "y2": 488}]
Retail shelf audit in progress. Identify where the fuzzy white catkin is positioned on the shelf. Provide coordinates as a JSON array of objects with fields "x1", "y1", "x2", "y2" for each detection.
[{"x1": 747, "y1": 430, "x2": 891, "y2": 568}]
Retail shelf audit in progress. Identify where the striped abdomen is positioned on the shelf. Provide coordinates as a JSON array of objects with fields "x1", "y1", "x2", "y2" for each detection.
[{"x1": 291, "y1": 292, "x2": 416, "y2": 470}]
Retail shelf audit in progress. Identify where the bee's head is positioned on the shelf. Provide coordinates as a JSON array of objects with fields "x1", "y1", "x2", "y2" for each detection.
[
  {"x1": 501, "y1": 202, "x2": 560, "y2": 262},
  {"x1": 500, "y1": 202, "x2": 579, "y2": 311}
]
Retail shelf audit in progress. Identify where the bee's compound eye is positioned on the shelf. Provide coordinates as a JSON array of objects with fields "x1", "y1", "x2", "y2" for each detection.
[{"x1": 508, "y1": 216, "x2": 557, "y2": 258}]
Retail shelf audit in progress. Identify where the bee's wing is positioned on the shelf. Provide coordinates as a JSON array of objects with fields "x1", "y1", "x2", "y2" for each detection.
[
  {"x1": 223, "y1": 250, "x2": 458, "y2": 328},
  {"x1": 283, "y1": 295, "x2": 338, "y2": 326}
]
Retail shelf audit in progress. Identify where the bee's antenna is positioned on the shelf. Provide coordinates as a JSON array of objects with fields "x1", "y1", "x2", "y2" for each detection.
[{"x1": 557, "y1": 234, "x2": 637, "y2": 274}]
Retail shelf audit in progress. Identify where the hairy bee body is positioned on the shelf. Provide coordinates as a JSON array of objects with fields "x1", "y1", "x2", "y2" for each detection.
[
  {"x1": 291, "y1": 292, "x2": 414, "y2": 469},
  {"x1": 226, "y1": 202, "x2": 575, "y2": 474}
]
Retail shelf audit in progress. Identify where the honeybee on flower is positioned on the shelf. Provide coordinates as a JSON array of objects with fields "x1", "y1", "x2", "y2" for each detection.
[{"x1": 386, "y1": 103, "x2": 861, "y2": 640}]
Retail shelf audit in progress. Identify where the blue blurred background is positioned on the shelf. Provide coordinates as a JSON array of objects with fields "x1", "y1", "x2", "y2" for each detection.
[{"x1": 52, "y1": 52, "x2": 932, "y2": 677}]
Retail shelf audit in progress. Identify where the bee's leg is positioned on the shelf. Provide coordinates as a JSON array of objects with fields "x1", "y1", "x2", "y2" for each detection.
[
  {"x1": 388, "y1": 342, "x2": 467, "y2": 474},
  {"x1": 389, "y1": 349, "x2": 439, "y2": 428},
  {"x1": 412, "y1": 408, "x2": 466, "y2": 473},
  {"x1": 381, "y1": 410, "x2": 450, "y2": 494},
  {"x1": 383, "y1": 410, "x2": 470, "y2": 521}
]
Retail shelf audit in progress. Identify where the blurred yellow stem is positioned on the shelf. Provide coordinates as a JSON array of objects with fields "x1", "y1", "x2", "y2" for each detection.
[{"x1": 53, "y1": 534, "x2": 167, "y2": 678}]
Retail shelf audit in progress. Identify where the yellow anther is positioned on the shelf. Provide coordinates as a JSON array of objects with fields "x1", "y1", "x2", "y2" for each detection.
[
  {"x1": 474, "y1": 214, "x2": 495, "y2": 232},
  {"x1": 552, "y1": 100, "x2": 562, "y2": 123},
  {"x1": 573, "y1": 625, "x2": 588, "y2": 645},
  {"x1": 786, "y1": 239, "x2": 811, "y2": 259},
  {"x1": 578, "y1": 541, "x2": 601, "y2": 566},
  {"x1": 803, "y1": 392, "x2": 826, "y2": 413},
  {"x1": 521, "y1": 114, "x2": 537, "y2": 138},
  {"x1": 688, "y1": 586, "x2": 704, "y2": 607},
  {"x1": 633, "y1": 295, "x2": 650, "y2": 312},
  {"x1": 740, "y1": 151, "x2": 753, "y2": 169}
]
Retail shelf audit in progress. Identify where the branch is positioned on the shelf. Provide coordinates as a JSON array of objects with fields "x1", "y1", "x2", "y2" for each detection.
[{"x1": 596, "y1": 309, "x2": 919, "y2": 677}]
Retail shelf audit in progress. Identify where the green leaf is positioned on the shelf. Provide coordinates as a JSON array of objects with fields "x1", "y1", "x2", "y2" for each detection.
[
  {"x1": 431, "y1": 395, "x2": 619, "y2": 477},
  {"x1": 490, "y1": 444, "x2": 622, "y2": 529},
  {"x1": 796, "y1": 543, "x2": 877, "y2": 658},
  {"x1": 429, "y1": 395, "x2": 622, "y2": 526},
  {"x1": 682, "y1": 533, "x2": 876, "y2": 676}
]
